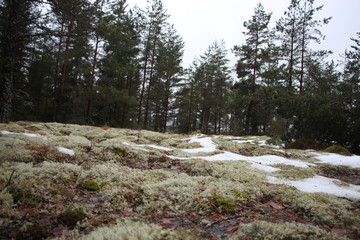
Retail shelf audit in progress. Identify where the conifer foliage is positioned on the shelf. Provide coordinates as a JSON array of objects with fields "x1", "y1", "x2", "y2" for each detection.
[{"x1": 0, "y1": 0, "x2": 358, "y2": 153}]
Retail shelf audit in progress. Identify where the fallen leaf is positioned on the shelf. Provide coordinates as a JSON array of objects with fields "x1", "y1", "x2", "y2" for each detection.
[
  {"x1": 170, "y1": 166, "x2": 181, "y2": 170},
  {"x1": 267, "y1": 201, "x2": 285, "y2": 210},
  {"x1": 122, "y1": 210, "x2": 133, "y2": 217},
  {"x1": 37, "y1": 216, "x2": 52, "y2": 226},
  {"x1": 160, "y1": 218, "x2": 172, "y2": 225},
  {"x1": 226, "y1": 226, "x2": 239, "y2": 232},
  {"x1": 164, "y1": 211, "x2": 175, "y2": 217},
  {"x1": 198, "y1": 185, "x2": 207, "y2": 191},
  {"x1": 52, "y1": 225, "x2": 68, "y2": 237},
  {"x1": 90, "y1": 197, "x2": 99, "y2": 204},
  {"x1": 331, "y1": 227, "x2": 348, "y2": 236}
]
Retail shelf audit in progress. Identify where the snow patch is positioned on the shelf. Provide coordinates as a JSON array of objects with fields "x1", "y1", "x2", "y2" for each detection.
[
  {"x1": 267, "y1": 175, "x2": 360, "y2": 199},
  {"x1": 123, "y1": 142, "x2": 172, "y2": 151},
  {"x1": 1, "y1": 130, "x2": 47, "y2": 140},
  {"x1": 312, "y1": 152, "x2": 360, "y2": 168},
  {"x1": 146, "y1": 145, "x2": 173, "y2": 151},
  {"x1": 182, "y1": 136, "x2": 217, "y2": 153},
  {"x1": 56, "y1": 146, "x2": 75, "y2": 156},
  {"x1": 168, "y1": 150, "x2": 314, "y2": 172},
  {"x1": 234, "y1": 140, "x2": 254, "y2": 144}
]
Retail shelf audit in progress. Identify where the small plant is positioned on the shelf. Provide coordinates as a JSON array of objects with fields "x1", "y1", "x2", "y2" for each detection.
[
  {"x1": 208, "y1": 194, "x2": 236, "y2": 213},
  {"x1": 24, "y1": 144, "x2": 50, "y2": 163},
  {"x1": 82, "y1": 180, "x2": 100, "y2": 191},
  {"x1": 190, "y1": 130, "x2": 202, "y2": 135},
  {"x1": 15, "y1": 224, "x2": 49, "y2": 240},
  {"x1": 8, "y1": 183, "x2": 43, "y2": 208},
  {"x1": 231, "y1": 191, "x2": 251, "y2": 201},
  {"x1": 57, "y1": 206, "x2": 86, "y2": 228}
]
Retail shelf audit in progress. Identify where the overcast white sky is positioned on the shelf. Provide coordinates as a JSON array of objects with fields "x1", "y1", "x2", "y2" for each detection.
[{"x1": 128, "y1": 0, "x2": 360, "y2": 70}]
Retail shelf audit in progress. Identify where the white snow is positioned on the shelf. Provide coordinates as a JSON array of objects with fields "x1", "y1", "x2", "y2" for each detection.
[
  {"x1": 234, "y1": 140, "x2": 254, "y2": 144},
  {"x1": 1, "y1": 130, "x2": 47, "y2": 140},
  {"x1": 312, "y1": 152, "x2": 360, "y2": 168},
  {"x1": 182, "y1": 136, "x2": 217, "y2": 153},
  {"x1": 1, "y1": 130, "x2": 40, "y2": 138},
  {"x1": 1, "y1": 130, "x2": 13, "y2": 135},
  {"x1": 123, "y1": 142, "x2": 172, "y2": 151},
  {"x1": 23, "y1": 133, "x2": 41, "y2": 138},
  {"x1": 251, "y1": 163, "x2": 281, "y2": 173},
  {"x1": 267, "y1": 176, "x2": 360, "y2": 199},
  {"x1": 168, "y1": 150, "x2": 314, "y2": 172},
  {"x1": 56, "y1": 146, "x2": 75, "y2": 156},
  {"x1": 147, "y1": 145, "x2": 173, "y2": 151}
]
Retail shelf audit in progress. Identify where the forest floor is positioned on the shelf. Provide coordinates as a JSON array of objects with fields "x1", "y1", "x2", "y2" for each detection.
[{"x1": 0, "y1": 122, "x2": 359, "y2": 240}]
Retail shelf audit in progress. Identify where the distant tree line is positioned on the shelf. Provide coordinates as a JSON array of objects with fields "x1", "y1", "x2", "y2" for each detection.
[{"x1": 0, "y1": 0, "x2": 359, "y2": 153}]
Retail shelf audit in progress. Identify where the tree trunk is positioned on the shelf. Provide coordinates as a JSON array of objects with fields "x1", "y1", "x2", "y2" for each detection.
[
  {"x1": 54, "y1": 21, "x2": 73, "y2": 121},
  {"x1": 288, "y1": 22, "x2": 295, "y2": 89},
  {"x1": 253, "y1": 31, "x2": 259, "y2": 87},
  {"x1": 161, "y1": 75, "x2": 171, "y2": 131},
  {"x1": 299, "y1": 3, "x2": 307, "y2": 95},
  {"x1": 0, "y1": 0, "x2": 22, "y2": 122},
  {"x1": 86, "y1": 35, "x2": 100, "y2": 123},
  {"x1": 144, "y1": 39, "x2": 157, "y2": 129},
  {"x1": 53, "y1": 21, "x2": 64, "y2": 121},
  {"x1": 245, "y1": 99, "x2": 254, "y2": 134},
  {"x1": 137, "y1": 45, "x2": 150, "y2": 128},
  {"x1": 186, "y1": 84, "x2": 193, "y2": 133},
  {"x1": 201, "y1": 85, "x2": 212, "y2": 134}
]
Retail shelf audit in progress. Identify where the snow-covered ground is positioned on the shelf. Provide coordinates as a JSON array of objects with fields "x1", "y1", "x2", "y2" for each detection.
[
  {"x1": 181, "y1": 135, "x2": 217, "y2": 153},
  {"x1": 1, "y1": 130, "x2": 47, "y2": 140},
  {"x1": 164, "y1": 135, "x2": 360, "y2": 199},
  {"x1": 2, "y1": 130, "x2": 360, "y2": 199},
  {"x1": 312, "y1": 152, "x2": 360, "y2": 168}
]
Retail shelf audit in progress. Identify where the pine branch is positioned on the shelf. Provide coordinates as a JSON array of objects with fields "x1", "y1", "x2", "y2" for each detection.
[{"x1": 0, "y1": 170, "x2": 16, "y2": 192}]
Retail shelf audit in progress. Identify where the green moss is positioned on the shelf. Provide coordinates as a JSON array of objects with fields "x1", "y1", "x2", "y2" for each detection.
[
  {"x1": 231, "y1": 191, "x2": 251, "y2": 201},
  {"x1": 82, "y1": 180, "x2": 100, "y2": 191},
  {"x1": 208, "y1": 194, "x2": 236, "y2": 213}
]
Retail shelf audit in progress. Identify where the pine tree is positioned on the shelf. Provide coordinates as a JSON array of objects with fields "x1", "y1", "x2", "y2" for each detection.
[
  {"x1": 340, "y1": 33, "x2": 360, "y2": 153},
  {"x1": 94, "y1": 0, "x2": 141, "y2": 127},
  {"x1": 276, "y1": 0, "x2": 302, "y2": 89},
  {"x1": 232, "y1": 3, "x2": 272, "y2": 134},
  {"x1": 138, "y1": 0, "x2": 169, "y2": 129},
  {"x1": 277, "y1": 0, "x2": 331, "y2": 93},
  {"x1": 0, "y1": 0, "x2": 40, "y2": 122},
  {"x1": 233, "y1": 3, "x2": 272, "y2": 87},
  {"x1": 154, "y1": 24, "x2": 184, "y2": 131},
  {"x1": 175, "y1": 41, "x2": 231, "y2": 134},
  {"x1": 48, "y1": 0, "x2": 93, "y2": 122}
]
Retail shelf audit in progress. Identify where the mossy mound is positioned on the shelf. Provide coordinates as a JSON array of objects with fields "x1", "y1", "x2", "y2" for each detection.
[
  {"x1": 285, "y1": 138, "x2": 326, "y2": 150},
  {"x1": 0, "y1": 121, "x2": 359, "y2": 240},
  {"x1": 322, "y1": 145, "x2": 352, "y2": 156},
  {"x1": 231, "y1": 221, "x2": 346, "y2": 240}
]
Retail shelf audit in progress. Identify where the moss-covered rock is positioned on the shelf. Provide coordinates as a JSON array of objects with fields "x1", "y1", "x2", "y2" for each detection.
[{"x1": 322, "y1": 145, "x2": 352, "y2": 156}]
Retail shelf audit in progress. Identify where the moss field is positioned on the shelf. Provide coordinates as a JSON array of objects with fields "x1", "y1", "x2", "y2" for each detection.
[{"x1": 0, "y1": 122, "x2": 359, "y2": 239}]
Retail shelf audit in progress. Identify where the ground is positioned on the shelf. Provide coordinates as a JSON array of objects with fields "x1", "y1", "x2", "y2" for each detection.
[{"x1": 0, "y1": 121, "x2": 359, "y2": 240}]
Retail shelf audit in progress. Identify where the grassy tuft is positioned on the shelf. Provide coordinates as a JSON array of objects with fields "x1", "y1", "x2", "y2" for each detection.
[{"x1": 57, "y1": 206, "x2": 87, "y2": 228}]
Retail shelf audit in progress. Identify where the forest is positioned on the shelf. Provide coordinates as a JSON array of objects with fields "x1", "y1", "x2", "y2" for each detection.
[{"x1": 0, "y1": 0, "x2": 359, "y2": 154}]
